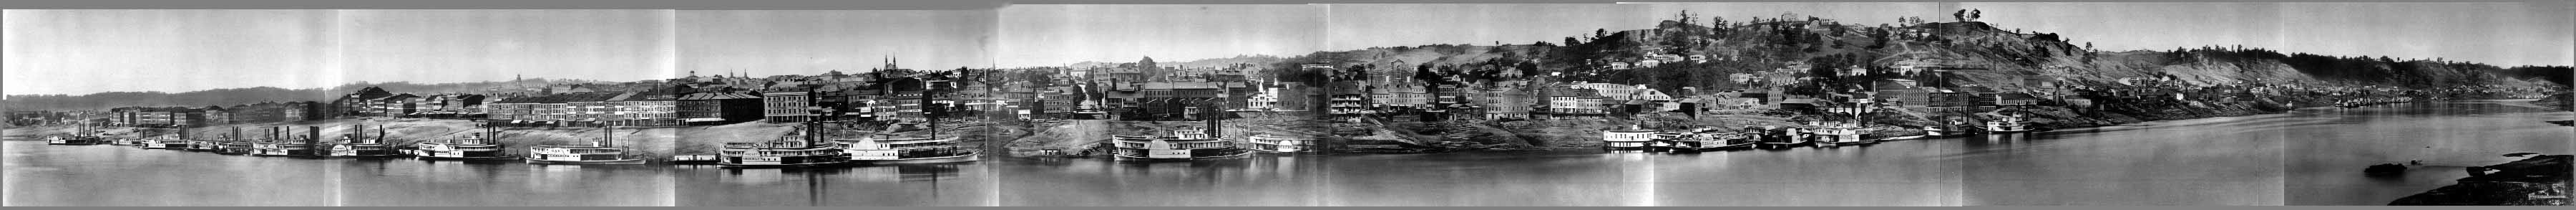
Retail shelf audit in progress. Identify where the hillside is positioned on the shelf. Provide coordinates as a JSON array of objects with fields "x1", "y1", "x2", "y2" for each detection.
[
  {"x1": 1, "y1": 78, "x2": 602, "y2": 111},
  {"x1": 1221, "y1": 16, "x2": 2567, "y2": 92}
]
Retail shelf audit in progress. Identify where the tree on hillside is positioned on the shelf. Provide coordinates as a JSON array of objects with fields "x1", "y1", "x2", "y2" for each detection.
[
  {"x1": 1596, "y1": 29, "x2": 1609, "y2": 39},
  {"x1": 1952, "y1": 9, "x2": 1966, "y2": 22},
  {"x1": 1969, "y1": 9, "x2": 1982, "y2": 21}
]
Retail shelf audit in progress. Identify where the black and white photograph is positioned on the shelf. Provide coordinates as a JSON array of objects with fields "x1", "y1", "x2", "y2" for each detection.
[{"x1": 3, "y1": 1, "x2": 2570, "y2": 207}]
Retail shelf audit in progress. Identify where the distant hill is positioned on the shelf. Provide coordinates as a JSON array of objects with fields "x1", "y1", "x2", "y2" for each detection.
[
  {"x1": 1, "y1": 78, "x2": 597, "y2": 111},
  {"x1": 1192, "y1": 14, "x2": 2571, "y2": 92}
]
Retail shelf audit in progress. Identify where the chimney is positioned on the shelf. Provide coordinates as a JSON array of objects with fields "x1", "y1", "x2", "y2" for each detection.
[
  {"x1": 268, "y1": 126, "x2": 280, "y2": 141},
  {"x1": 602, "y1": 126, "x2": 615, "y2": 148},
  {"x1": 376, "y1": 125, "x2": 388, "y2": 145},
  {"x1": 230, "y1": 127, "x2": 242, "y2": 141}
]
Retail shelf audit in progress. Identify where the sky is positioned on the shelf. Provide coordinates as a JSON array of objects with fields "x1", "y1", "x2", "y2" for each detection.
[
  {"x1": 4, "y1": 9, "x2": 674, "y2": 96},
  {"x1": 4, "y1": 10, "x2": 338, "y2": 96},
  {"x1": 8, "y1": 3, "x2": 2568, "y2": 95},
  {"x1": 338, "y1": 10, "x2": 675, "y2": 87},
  {"x1": 1963, "y1": 2, "x2": 2573, "y2": 67},
  {"x1": 995, "y1": 4, "x2": 1326, "y2": 67},
  {"x1": 680, "y1": 10, "x2": 996, "y2": 77}
]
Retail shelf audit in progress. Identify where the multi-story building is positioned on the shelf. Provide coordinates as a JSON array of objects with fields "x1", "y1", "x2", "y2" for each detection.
[
  {"x1": 761, "y1": 92, "x2": 814, "y2": 123},
  {"x1": 678, "y1": 92, "x2": 765, "y2": 124},
  {"x1": 618, "y1": 91, "x2": 679, "y2": 126}
]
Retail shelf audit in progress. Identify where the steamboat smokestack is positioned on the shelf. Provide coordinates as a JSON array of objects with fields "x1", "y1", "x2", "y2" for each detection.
[{"x1": 306, "y1": 125, "x2": 321, "y2": 146}]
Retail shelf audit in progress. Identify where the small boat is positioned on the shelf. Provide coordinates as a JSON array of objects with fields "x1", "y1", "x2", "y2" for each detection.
[
  {"x1": 1601, "y1": 125, "x2": 1658, "y2": 152},
  {"x1": 413, "y1": 125, "x2": 514, "y2": 161},
  {"x1": 327, "y1": 125, "x2": 407, "y2": 158},
  {"x1": 526, "y1": 127, "x2": 646, "y2": 165},
  {"x1": 1872, "y1": 135, "x2": 1926, "y2": 142},
  {"x1": 1109, "y1": 119, "x2": 1253, "y2": 161},
  {"x1": 1244, "y1": 135, "x2": 1319, "y2": 153},
  {"x1": 1984, "y1": 114, "x2": 2041, "y2": 134},
  {"x1": 717, "y1": 122, "x2": 849, "y2": 168}
]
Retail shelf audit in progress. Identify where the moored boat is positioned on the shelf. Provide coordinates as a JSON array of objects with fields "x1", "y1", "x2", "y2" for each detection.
[
  {"x1": 327, "y1": 125, "x2": 407, "y2": 158},
  {"x1": 1754, "y1": 125, "x2": 1813, "y2": 149},
  {"x1": 1814, "y1": 123, "x2": 1873, "y2": 147},
  {"x1": 412, "y1": 125, "x2": 514, "y2": 161},
  {"x1": 1244, "y1": 135, "x2": 1319, "y2": 153},
  {"x1": 250, "y1": 126, "x2": 323, "y2": 158},
  {"x1": 526, "y1": 126, "x2": 646, "y2": 165},
  {"x1": 717, "y1": 122, "x2": 848, "y2": 168},
  {"x1": 47, "y1": 123, "x2": 107, "y2": 145},
  {"x1": 527, "y1": 143, "x2": 648, "y2": 165},
  {"x1": 219, "y1": 141, "x2": 255, "y2": 155},
  {"x1": 1601, "y1": 125, "x2": 1657, "y2": 152},
  {"x1": 1983, "y1": 113, "x2": 2042, "y2": 134},
  {"x1": 143, "y1": 128, "x2": 191, "y2": 150},
  {"x1": 839, "y1": 136, "x2": 977, "y2": 165},
  {"x1": 185, "y1": 128, "x2": 235, "y2": 152},
  {"x1": 1109, "y1": 119, "x2": 1252, "y2": 161},
  {"x1": 839, "y1": 110, "x2": 977, "y2": 165},
  {"x1": 1650, "y1": 128, "x2": 1757, "y2": 153},
  {"x1": 1922, "y1": 119, "x2": 1970, "y2": 138}
]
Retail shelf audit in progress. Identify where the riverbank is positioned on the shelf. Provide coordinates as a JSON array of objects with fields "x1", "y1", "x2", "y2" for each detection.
[
  {"x1": 2388, "y1": 155, "x2": 2572, "y2": 206},
  {"x1": 2531, "y1": 92, "x2": 2575, "y2": 112},
  {"x1": 1, "y1": 118, "x2": 789, "y2": 161}
]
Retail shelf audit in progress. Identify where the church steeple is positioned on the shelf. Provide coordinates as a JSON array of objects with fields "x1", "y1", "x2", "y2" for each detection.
[{"x1": 883, "y1": 55, "x2": 899, "y2": 70}]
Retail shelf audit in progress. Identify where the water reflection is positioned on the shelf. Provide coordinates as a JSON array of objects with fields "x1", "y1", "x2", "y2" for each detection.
[
  {"x1": 675, "y1": 163, "x2": 995, "y2": 206},
  {"x1": 2283, "y1": 100, "x2": 2573, "y2": 205},
  {"x1": 336, "y1": 158, "x2": 672, "y2": 206}
]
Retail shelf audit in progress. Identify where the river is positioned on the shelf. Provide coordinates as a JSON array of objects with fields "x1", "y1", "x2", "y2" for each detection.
[{"x1": 11, "y1": 100, "x2": 2568, "y2": 206}]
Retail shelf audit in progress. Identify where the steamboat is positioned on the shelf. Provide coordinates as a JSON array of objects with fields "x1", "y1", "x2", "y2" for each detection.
[
  {"x1": 525, "y1": 126, "x2": 648, "y2": 164},
  {"x1": 1108, "y1": 118, "x2": 1252, "y2": 161}
]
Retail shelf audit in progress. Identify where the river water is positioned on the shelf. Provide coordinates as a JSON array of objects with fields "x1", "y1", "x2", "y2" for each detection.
[{"x1": 11, "y1": 100, "x2": 2569, "y2": 206}]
